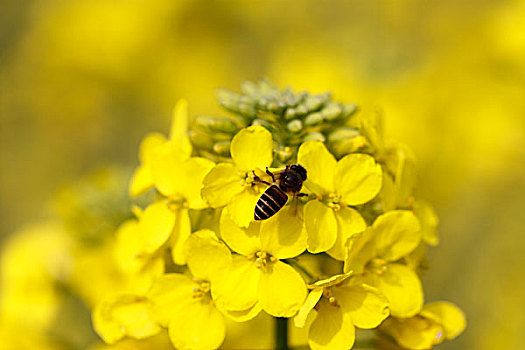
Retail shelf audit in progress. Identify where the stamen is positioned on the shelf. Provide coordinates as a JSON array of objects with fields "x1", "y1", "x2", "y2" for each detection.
[{"x1": 254, "y1": 251, "x2": 275, "y2": 269}]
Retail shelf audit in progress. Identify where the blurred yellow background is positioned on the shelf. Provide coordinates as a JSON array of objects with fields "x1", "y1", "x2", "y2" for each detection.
[{"x1": 1, "y1": 0, "x2": 524, "y2": 349}]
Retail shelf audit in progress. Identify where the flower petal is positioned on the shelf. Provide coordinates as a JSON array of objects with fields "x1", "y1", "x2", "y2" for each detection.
[
  {"x1": 308, "y1": 272, "x2": 353, "y2": 289},
  {"x1": 260, "y1": 205, "x2": 307, "y2": 259},
  {"x1": 297, "y1": 141, "x2": 336, "y2": 195},
  {"x1": 114, "y1": 219, "x2": 146, "y2": 274},
  {"x1": 147, "y1": 274, "x2": 196, "y2": 326},
  {"x1": 93, "y1": 294, "x2": 161, "y2": 344},
  {"x1": 182, "y1": 157, "x2": 215, "y2": 209},
  {"x1": 212, "y1": 255, "x2": 260, "y2": 312},
  {"x1": 138, "y1": 132, "x2": 168, "y2": 163},
  {"x1": 259, "y1": 261, "x2": 307, "y2": 317},
  {"x1": 327, "y1": 207, "x2": 366, "y2": 261},
  {"x1": 130, "y1": 132, "x2": 167, "y2": 197},
  {"x1": 185, "y1": 229, "x2": 232, "y2": 282},
  {"x1": 373, "y1": 210, "x2": 421, "y2": 262},
  {"x1": 139, "y1": 201, "x2": 176, "y2": 253},
  {"x1": 420, "y1": 301, "x2": 466, "y2": 340},
  {"x1": 216, "y1": 302, "x2": 262, "y2": 322},
  {"x1": 335, "y1": 283, "x2": 389, "y2": 329},
  {"x1": 129, "y1": 165, "x2": 154, "y2": 197},
  {"x1": 366, "y1": 263, "x2": 424, "y2": 318},
  {"x1": 335, "y1": 153, "x2": 382, "y2": 205},
  {"x1": 219, "y1": 209, "x2": 261, "y2": 255},
  {"x1": 149, "y1": 141, "x2": 187, "y2": 197},
  {"x1": 305, "y1": 200, "x2": 337, "y2": 254},
  {"x1": 201, "y1": 163, "x2": 244, "y2": 208},
  {"x1": 308, "y1": 299, "x2": 355, "y2": 350},
  {"x1": 231, "y1": 126, "x2": 273, "y2": 172},
  {"x1": 343, "y1": 228, "x2": 377, "y2": 274},
  {"x1": 227, "y1": 188, "x2": 260, "y2": 228},
  {"x1": 168, "y1": 301, "x2": 225, "y2": 350},
  {"x1": 170, "y1": 208, "x2": 191, "y2": 265},
  {"x1": 169, "y1": 99, "x2": 192, "y2": 157},
  {"x1": 294, "y1": 288, "x2": 323, "y2": 328}
]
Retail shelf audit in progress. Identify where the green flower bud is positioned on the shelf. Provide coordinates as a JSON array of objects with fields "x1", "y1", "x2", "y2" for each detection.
[
  {"x1": 287, "y1": 119, "x2": 303, "y2": 133},
  {"x1": 216, "y1": 89, "x2": 241, "y2": 112},
  {"x1": 212, "y1": 141, "x2": 231, "y2": 156},
  {"x1": 343, "y1": 103, "x2": 358, "y2": 117},
  {"x1": 194, "y1": 115, "x2": 239, "y2": 134},
  {"x1": 328, "y1": 127, "x2": 366, "y2": 157},
  {"x1": 303, "y1": 132, "x2": 326, "y2": 143},
  {"x1": 267, "y1": 101, "x2": 278, "y2": 111},
  {"x1": 188, "y1": 130, "x2": 214, "y2": 151},
  {"x1": 276, "y1": 146, "x2": 293, "y2": 163},
  {"x1": 284, "y1": 108, "x2": 296, "y2": 120},
  {"x1": 295, "y1": 104, "x2": 308, "y2": 116},
  {"x1": 241, "y1": 81, "x2": 259, "y2": 96},
  {"x1": 321, "y1": 102, "x2": 343, "y2": 121},
  {"x1": 304, "y1": 112, "x2": 324, "y2": 126},
  {"x1": 304, "y1": 95, "x2": 324, "y2": 111},
  {"x1": 238, "y1": 103, "x2": 256, "y2": 118}
]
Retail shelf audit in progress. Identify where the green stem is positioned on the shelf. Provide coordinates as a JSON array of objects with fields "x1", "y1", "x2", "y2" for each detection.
[
  {"x1": 275, "y1": 317, "x2": 289, "y2": 350},
  {"x1": 286, "y1": 259, "x2": 314, "y2": 280}
]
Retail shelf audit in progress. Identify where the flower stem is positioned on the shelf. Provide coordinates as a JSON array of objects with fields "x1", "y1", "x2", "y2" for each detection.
[{"x1": 275, "y1": 317, "x2": 289, "y2": 350}]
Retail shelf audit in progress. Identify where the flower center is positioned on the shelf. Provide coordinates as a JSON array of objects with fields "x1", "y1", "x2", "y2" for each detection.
[
  {"x1": 252, "y1": 251, "x2": 277, "y2": 269},
  {"x1": 314, "y1": 288, "x2": 340, "y2": 310},
  {"x1": 323, "y1": 288, "x2": 340, "y2": 307},
  {"x1": 192, "y1": 280, "x2": 212, "y2": 300},
  {"x1": 167, "y1": 196, "x2": 188, "y2": 211},
  {"x1": 326, "y1": 193, "x2": 342, "y2": 212},
  {"x1": 366, "y1": 258, "x2": 388, "y2": 275}
]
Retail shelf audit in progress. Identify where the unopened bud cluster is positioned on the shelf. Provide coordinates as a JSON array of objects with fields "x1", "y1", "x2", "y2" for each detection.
[{"x1": 189, "y1": 80, "x2": 362, "y2": 163}]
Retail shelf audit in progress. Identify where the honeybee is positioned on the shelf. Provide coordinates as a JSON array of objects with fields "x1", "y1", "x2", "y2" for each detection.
[{"x1": 253, "y1": 164, "x2": 307, "y2": 221}]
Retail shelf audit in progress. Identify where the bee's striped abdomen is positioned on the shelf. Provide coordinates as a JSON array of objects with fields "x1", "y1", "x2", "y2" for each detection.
[{"x1": 254, "y1": 185, "x2": 288, "y2": 220}]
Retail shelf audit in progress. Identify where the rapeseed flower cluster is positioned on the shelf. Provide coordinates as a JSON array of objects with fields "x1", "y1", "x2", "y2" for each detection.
[{"x1": 92, "y1": 81, "x2": 465, "y2": 349}]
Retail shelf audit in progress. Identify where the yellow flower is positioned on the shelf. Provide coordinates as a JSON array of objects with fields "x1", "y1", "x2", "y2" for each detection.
[
  {"x1": 294, "y1": 273, "x2": 389, "y2": 350},
  {"x1": 129, "y1": 100, "x2": 215, "y2": 265},
  {"x1": 113, "y1": 218, "x2": 165, "y2": 289},
  {"x1": 344, "y1": 210, "x2": 423, "y2": 317},
  {"x1": 93, "y1": 293, "x2": 162, "y2": 344},
  {"x1": 297, "y1": 141, "x2": 382, "y2": 259},
  {"x1": 129, "y1": 99, "x2": 192, "y2": 197},
  {"x1": 380, "y1": 301, "x2": 466, "y2": 349},
  {"x1": 146, "y1": 230, "x2": 233, "y2": 350},
  {"x1": 212, "y1": 206, "x2": 307, "y2": 318},
  {"x1": 201, "y1": 125, "x2": 274, "y2": 228}
]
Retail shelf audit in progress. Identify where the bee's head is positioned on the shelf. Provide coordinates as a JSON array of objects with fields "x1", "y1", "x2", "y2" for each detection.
[{"x1": 290, "y1": 164, "x2": 307, "y2": 181}]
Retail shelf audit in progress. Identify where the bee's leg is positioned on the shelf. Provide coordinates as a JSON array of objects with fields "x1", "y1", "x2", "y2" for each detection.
[
  {"x1": 252, "y1": 171, "x2": 271, "y2": 186},
  {"x1": 296, "y1": 193, "x2": 308, "y2": 197},
  {"x1": 265, "y1": 167, "x2": 276, "y2": 182}
]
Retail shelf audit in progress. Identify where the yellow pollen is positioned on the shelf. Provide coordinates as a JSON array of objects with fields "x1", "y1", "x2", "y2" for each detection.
[
  {"x1": 192, "y1": 281, "x2": 211, "y2": 299},
  {"x1": 325, "y1": 193, "x2": 342, "y2": 211},
  {"x1": 254, "y1": 251, "x2": 275, "y2": 269},
  {"x1": 328, "y1": 193, "x2": 340, "y2": 200},
  {"x1": 328, "y1": 296, "x2": 339, "y2": 307},
  {"x1": 328, "y1": 202, "x2": 341, "y2": 211}
]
